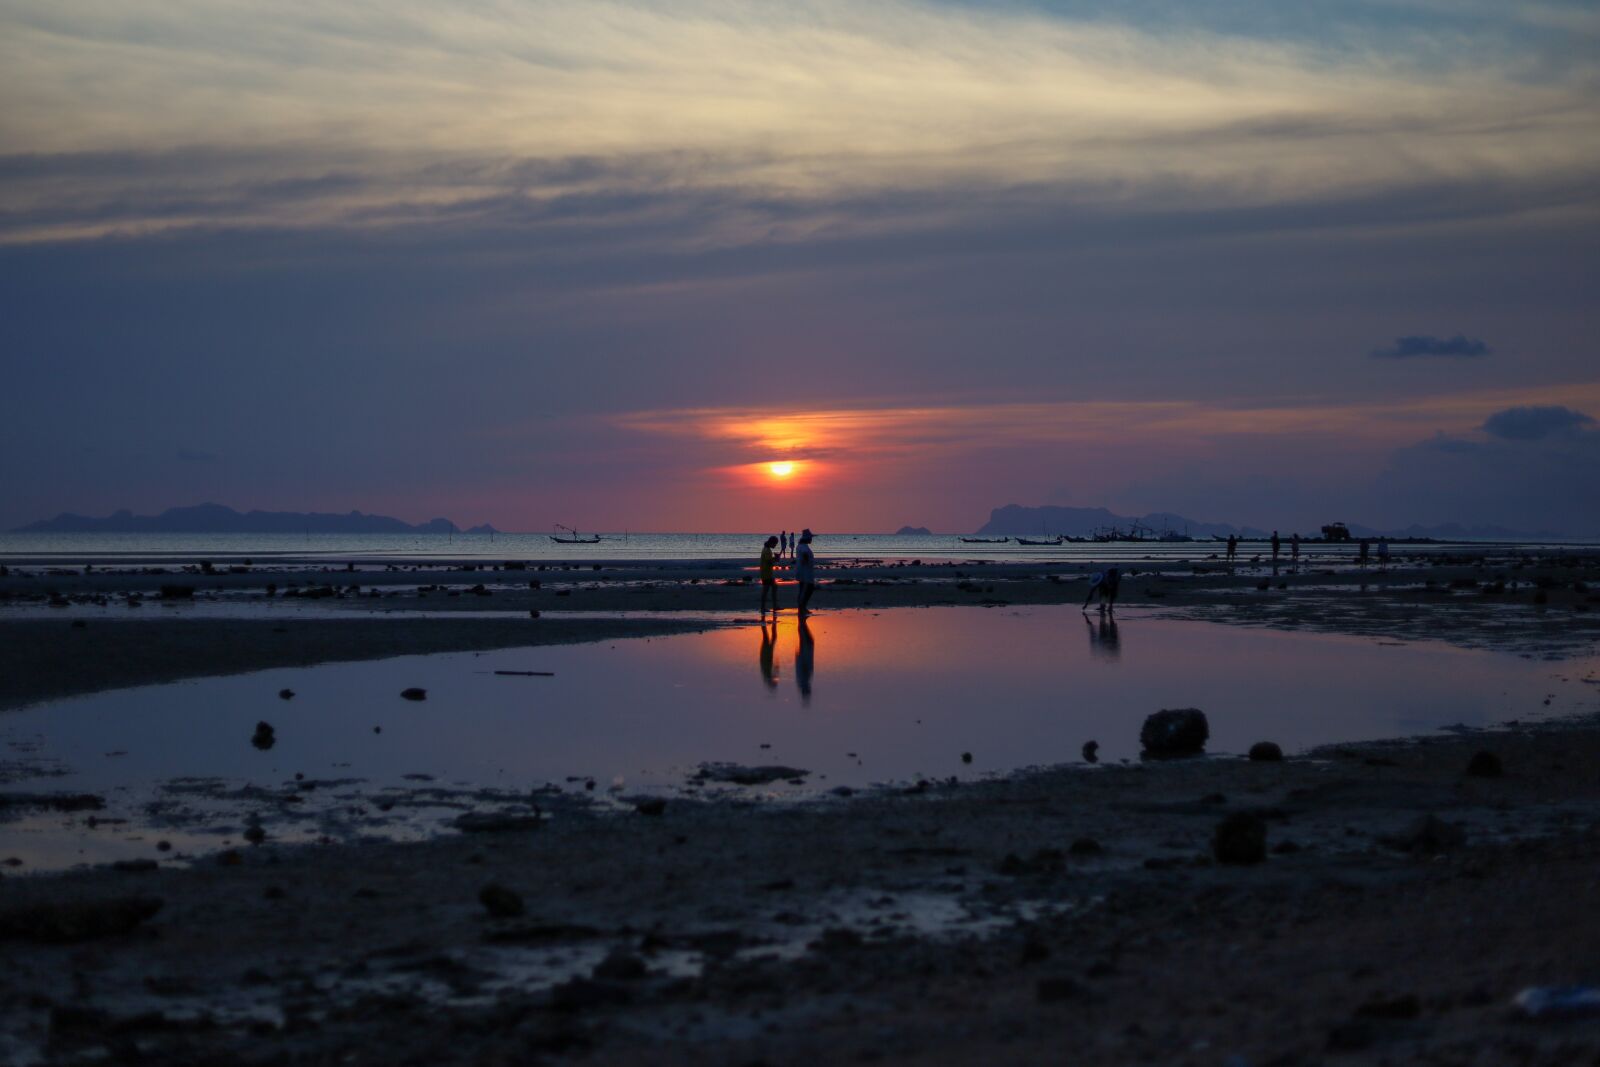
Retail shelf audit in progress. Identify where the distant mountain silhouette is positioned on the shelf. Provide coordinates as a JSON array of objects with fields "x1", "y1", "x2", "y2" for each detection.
[
  {"x1": 976, "y1": 505, "x2": 1266, "y2": 539},
  {"x1": 976, "y1": 504, "x2": 1568, "y2": 541},
  {"x1": 14, "y1": 503, "x2": 492, "y2": 535},
  {"x1": 894, "y1": 525, "x2": 934, "y2": 536}
]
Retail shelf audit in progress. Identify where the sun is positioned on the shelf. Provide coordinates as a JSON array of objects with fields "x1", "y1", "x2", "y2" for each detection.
[{"x1": 768, "y1": 461, "x2": 796, "y2": 479}]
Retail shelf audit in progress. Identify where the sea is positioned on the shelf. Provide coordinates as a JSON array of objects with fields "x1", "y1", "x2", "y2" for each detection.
[{"x1": 0, "y1": 530, "x2": 1587, "y2": 567}]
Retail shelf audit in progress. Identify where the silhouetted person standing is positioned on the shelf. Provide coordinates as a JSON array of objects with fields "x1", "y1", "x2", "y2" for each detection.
[
  {"x1": 1271, "y1": 530, "x2": 1281, "y2": 563},
  {"x1": 1226, "y1": 535, "x2": 1238, "y2": 563},
  {"x1": 1359, "y1": 538, "x2": 1371, "y2": 567},
  {"x1": 1291, "y1": 532, "x2": 1300, "y2": 566},
  {"x1": 759, "y1": 535, "x2": 780, "y2": 614},
  {"x1": 795, "y1": 529, "x2": 817, "y2": 615}
]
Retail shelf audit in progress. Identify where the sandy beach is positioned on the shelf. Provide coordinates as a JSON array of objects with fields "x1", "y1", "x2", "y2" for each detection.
[{"x1": 3, "y1": 550, "x2": 1600, "y2": 1064}]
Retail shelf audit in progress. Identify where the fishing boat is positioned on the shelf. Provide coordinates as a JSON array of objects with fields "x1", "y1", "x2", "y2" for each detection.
[
  {"x1": 550, "y1": 523, "x2": 602, "y2": 544},
  {"x1": 1016, "y1": 535, "x2": 1065, "y2": 546},
  {"x1": 959, "y1": 536, "x2": 1010, "y2": 543}
]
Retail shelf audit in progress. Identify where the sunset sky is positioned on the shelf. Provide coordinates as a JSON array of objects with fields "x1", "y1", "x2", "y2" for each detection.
[{"x1": 3, "y1": 1, "x2": 1598, "y2": 533}]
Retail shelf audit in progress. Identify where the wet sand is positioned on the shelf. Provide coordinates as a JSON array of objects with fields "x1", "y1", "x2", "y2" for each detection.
[
  {"x1": 3, "y1": 551, "x2": 1600, "y2": 1063},
  {"x1": 4, "y1": 723, "x2": 1600, "y2": 1064}
]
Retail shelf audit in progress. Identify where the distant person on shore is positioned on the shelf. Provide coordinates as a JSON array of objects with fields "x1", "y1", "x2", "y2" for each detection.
[
  {"x1": 1082, "y1": 565, "x2": 1121, "y2": 613},
  {"x1": 777, "y1": 531, "x2": 788, "y2": 561},
  {"x1": 1271, "y1": 530, "x2": 1281, "y2": 563},
  {"x1": 795, "y1": 529, "x2": 817, "y2": 615},
  {"x1": 1291, "y1": 532, "x2": 1300, "y2": 566},
  {"x1": 1359, "y1": 538, "x2": 1371, "y2": 567},
  {"x1": 1378, "y1": 539, "x2": 1390, "y2": 569},
  {"x1": 759, "y1": 535, "x2": 781, "y2": 614},
  {"x1": 1226, "y1": 535, "x2": 1237, "y2": 563}
]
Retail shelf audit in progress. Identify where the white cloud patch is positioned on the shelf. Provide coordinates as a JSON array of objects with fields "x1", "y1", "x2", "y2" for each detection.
[{"x1": 0, "y1": 1, "x2": 1596, "y2": 242}]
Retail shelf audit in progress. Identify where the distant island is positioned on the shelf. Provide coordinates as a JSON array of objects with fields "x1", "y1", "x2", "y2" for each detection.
[
  {"x1": 13, "y1": 503, "x2": 496, "y2": 536},
  {"x1": 975, "y1": 504, "x2": 1564, "y2": 541},
  {"x1": 977, "y1": 505, "x2": 1265, "y2": 539},
  {"x1": 894, "y1": 525, "x2": 934, "y2": 536}
]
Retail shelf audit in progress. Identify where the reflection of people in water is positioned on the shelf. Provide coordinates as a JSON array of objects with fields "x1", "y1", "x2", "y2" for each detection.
[
  {"x1": 796, "y1": 616, "x2": 815, "y2": 703},
  {"x1": 1084, "y1": 612, "x2": 1121, "y2": 661},
  {"x1": 759, "y1": 620, "x2": 778, "y2": 689}
]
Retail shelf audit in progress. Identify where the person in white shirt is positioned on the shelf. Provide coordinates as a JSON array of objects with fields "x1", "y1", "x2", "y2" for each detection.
[{"x1": 795, "y1": 528, "x2": 817, "y2": 615}]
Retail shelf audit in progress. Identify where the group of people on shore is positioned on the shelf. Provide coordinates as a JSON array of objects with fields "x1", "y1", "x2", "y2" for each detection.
[{"x1": 759, "y1": 528, "x2": 816, "y2": 615}]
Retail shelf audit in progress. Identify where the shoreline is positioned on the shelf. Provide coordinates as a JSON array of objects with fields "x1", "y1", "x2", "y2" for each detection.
[{"x1": 4, "y1": 553, "x2": 1598, "y2": 712}]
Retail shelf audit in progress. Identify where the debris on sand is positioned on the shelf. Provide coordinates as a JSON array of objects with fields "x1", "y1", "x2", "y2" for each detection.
[
  {"x1": 478, "y1": 883, "x2": 525, "y2": 918},
  {"x1": 278, "y1": 688, "x2": 294, "y2": 700},
  {"x1": 1466, "y1": 750, "x2": 1503, "y2": 777},
  {"x1": 1213, "y1": 812, "x2": 1267, "y2": 864},
  {"x1": 592, "y1": 949, "x2": 648, "y2": 981},
  {"x1": 693, "y1": 763, "x2": 810, "y2": 786},
  {"x1": 0, "y1": 896, "x2": 163, "y2": 943},
  {"x1": 634, "y1": 798, "x2": 666, "y2": 816},
  {"x1": 454, "y1": 812, "x2": 542, "y2": 833},
  {"x1": 250, "y1": 722, "x2": 275, "y2": 750},
  {"x1": 400, "y1": 687, "x2": 427, "y2": 701},
  {"x1": 1248, "y1": 741, "x2": 1284, "y2": 762},
  {"x1": 1140, "y1": 709, "x2": 1209, "y2": 757},
  {"x1": 1081, "y1": 740, "x2": 1099, "y2": 763},
  {"x1": 0, "y1": 792, "x2": 105, "y2": 813},
  {"x1": 1384, "y1": 814, "x2": 1465, "y2": 854}
]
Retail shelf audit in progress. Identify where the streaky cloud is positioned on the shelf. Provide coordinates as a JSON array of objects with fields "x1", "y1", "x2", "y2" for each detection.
[
  {"x1": 1481, "y1": 404, "x2": 1595, "y2": 440},
  {"x1": 1371, "y1": 335, "x2": 1492, "y2": 359}
]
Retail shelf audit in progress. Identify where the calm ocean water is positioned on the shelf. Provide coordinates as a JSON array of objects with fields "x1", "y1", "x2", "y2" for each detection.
[{"x1": 0, "y1": 530, "x2": 1575, "y2": 566}]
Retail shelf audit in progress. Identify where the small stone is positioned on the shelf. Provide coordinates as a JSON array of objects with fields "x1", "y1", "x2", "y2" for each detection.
[
  {"x1": 635, "y1": 798, "x2": 666, "y2": 816},
  {"x1": 1248, "y1": 741, "x2": 1283, "y2": 762},
  {"x1": 1068, "y1": 837, "x2": 1103, "y2": 856},
  {"x1": 961, "y1": 752, "x2": 973, "y2": 764},
  {"x1": 1036, "y1": 976, "x2": 1084, "y2": 1002},
  {"x1": 400, "y1": 688, "x2": 427, "y2": 701},
  {"x1": 250, "y1": 722, "x2": 276, "y2": 750},
  {"x1": 1465, "y1": 750, "x2": 1503, "y2": 778},
  {"x1": 1140, "y1": 709, "x2": 1209, "y2": 757},
  {"x1": 278, "y1": 689, "x2": 294, "y2": 700},
  {"x1": 1355, "y1": 993, "x2": 1420, "y2": 1019},
  {"x1": 1388, "y1": 814, "x2": 1465, "y2": 854},
  {"x1": 1081, "y1": 740, "x2": 1099, "y2": 763},
  {"x1": 479, "y1": 883, "x2": 525, "y2": 918},
  {"x1": 592, "y1": 949, "x2": 648, "y2": 981},
  {"x1": 243, "y1": 823, "x2": 266, "y2": 845},
  {"x1": 1213, "y1": 813, "x2": 1267, "y2": 864}
]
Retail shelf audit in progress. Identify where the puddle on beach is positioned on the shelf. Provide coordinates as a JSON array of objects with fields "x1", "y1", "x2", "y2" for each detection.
[{"x1": 2, "y1": 606, "x2": 1595, "y2": 870}]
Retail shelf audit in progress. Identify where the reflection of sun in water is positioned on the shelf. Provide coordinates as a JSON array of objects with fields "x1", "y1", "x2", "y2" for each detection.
[{"x1": 768, "y1": 461, "x2": 795, "y2": 479}]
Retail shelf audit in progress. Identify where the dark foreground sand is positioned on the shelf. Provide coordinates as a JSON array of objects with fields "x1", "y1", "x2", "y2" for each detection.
[
  {"x1": 2, "y1": 553, "x2": 1599, "y2": 1064},
  {"x1": 4, "y1": 725, "x2": 1600, "y2": 1065}
]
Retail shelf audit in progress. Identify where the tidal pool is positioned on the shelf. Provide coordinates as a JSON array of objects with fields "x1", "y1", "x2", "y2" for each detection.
[{"x1": 2, "y1": 606, "x2": 1595, "y2": 869}]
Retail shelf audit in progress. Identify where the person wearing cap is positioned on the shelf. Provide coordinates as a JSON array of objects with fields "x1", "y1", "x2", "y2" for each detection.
[{"x1": 795, "y1": 529, "x2": 817, "y2": 615}]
